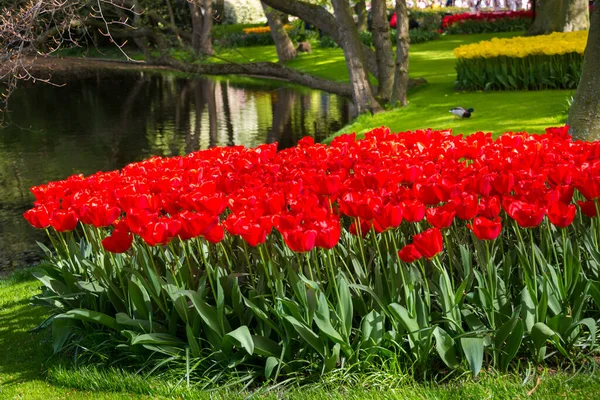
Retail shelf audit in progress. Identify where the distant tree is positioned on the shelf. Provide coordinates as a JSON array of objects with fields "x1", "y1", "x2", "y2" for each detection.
[
  {"x1": 330, "y1": 0, "x2": 382, "y2": 114},
  {"x1": 262, "y1": 2, "x2": 297, "y2": 62},
  {"x1": 528, "y1": 0, "x2": 589, "y2": 35},
  {"x1": 188, "y1": 0, "x2": 214, "y2": 55},
  {"x1": 568, "y1": 4, "x2": 600, "y2": 140},
  {"x1": 392, "y1": 0, "x2": 409, "y2": 106},
  {"x1": 354, "y1": 1, "x2": 368, "y2": 32},
  {"x1": 371, "y1": 0, "x2": 394, "y2": 102}
]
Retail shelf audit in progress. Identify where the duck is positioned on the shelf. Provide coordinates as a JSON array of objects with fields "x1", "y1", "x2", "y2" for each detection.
[{"x1": 450, "y1": 107, "x2": 474, "y2": 118}]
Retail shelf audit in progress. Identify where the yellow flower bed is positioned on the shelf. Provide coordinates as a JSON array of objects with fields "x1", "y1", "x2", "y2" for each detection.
[
  {"x1": 243, "y1": 25, "x2": 292, "y2": 35},
  {"x1": 453, "y1": 31, "x2": 588, "y2": 59}
]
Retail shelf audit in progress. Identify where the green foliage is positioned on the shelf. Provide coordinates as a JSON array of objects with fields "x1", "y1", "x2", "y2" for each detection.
[
  {"x1": 318, "y1": 35, "x2": 339, "y2": 49},
  {"x1": 319, "y1": 28, "x2": 439, "y2": 50},
  {"x1": 446, "y1": 17, "x2": 532, "y2": 34},
  {"x1": 215, "y1": 22, "x2": 318, "y2": 48},
  {"x1": 455, "y1": 53, "x2": 583, "y2": 91},
  {"x1": 2, "y1": 264, "x2": 600, "y2": 399},
  {"x1": 31, "y1": 206, "x2": 600, "y2": 385}
]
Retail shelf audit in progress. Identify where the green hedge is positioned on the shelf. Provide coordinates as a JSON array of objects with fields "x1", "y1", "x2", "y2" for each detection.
[
  {"x1": 214, "y1": 22, "x2": 318, "y2": 48},
  {"x1": 447, "y1": 17, "x2": 532, "y2": 34},
  {"x1": 320, "y1": 28, "x2": 439, "y2": 49},
  {"x1": 455, "y1": 53, "x2": 583, "y2": 91}
]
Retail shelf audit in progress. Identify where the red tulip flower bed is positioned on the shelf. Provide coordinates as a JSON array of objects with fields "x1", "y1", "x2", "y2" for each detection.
[
  {"x1": 26, "y1": 126, "x2": 600, "y2": 381},
  {"x1": 442, "y1": 11, "x2": 533, "y2": 34}
]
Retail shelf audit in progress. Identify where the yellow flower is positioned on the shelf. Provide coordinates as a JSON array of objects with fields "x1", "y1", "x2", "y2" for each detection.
[
  {"x1": 243, "y1": 25, "x2": 293, "y2": 35},
  {"x1": 453, "y1": 31, "x2": 588, "y2": 59}
]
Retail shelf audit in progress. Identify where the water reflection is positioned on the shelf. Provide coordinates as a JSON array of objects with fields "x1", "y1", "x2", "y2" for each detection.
[{"x1": 0, "y1": 71, "x2": 353, "y2": 270}]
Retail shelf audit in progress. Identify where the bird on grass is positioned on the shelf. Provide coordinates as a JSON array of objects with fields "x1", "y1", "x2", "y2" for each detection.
[{"x1": 450, "y1": 107, "x2": 474, "y2": 118}]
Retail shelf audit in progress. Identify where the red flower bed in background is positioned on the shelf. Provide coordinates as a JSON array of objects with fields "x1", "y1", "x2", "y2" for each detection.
[
  {"x1": 24, "y1": 126, "x2": 600, "y2": 261},
  {"x1": 442, "y1": 10, "x2": 533, "y2": 30}
]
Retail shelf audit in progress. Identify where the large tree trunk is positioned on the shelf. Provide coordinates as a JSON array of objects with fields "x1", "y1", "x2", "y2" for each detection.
[
  {"x1": 188, "y1": 0, "x2": 214, "y2": 55},
  {"x1": 528, "y1": 0, "x2": 589, "y2": 35},
  {"x1": 261, "y1": 0, "x2": 379, "y2": 78},
  {"x1": 330, "y1": 0, "x2": 382, "y2": 114},
  {"x1": 262, "y1": 2, "x2": 297, "y2": 63},
  {"x1": 354, "y1": 1, "x2": 368, "y2": 32},
  {"x1": 391, "y1": 0, "x2": 410, "y2": 106},
  {"x1": 371, "y1": 0, "x2": 395, "y2": 103},
  {"x1": 568, "y1": 5, "x2": 600, "y2": 141}
]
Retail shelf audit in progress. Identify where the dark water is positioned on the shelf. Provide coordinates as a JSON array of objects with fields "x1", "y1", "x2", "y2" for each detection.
[{"x1": 0, "y1": 71, "x2": 353, "y2": 270}]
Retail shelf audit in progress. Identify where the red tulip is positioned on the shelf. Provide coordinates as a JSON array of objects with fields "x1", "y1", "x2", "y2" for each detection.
[
  {"x1": 478, "y1": 196, "x2": 501, "y2": 219},
  {"x1": 414, "y1": 182, "x2": 444, "y2": 205},
  {"x1": 315, "y1": 219, "x2": 341, "y2": 249},
  {"x1": 375, "y1": 203, "x2": 403, "y2": 231},
  {"x1": 177, "y1": 211, "x2": 219, "y2": 240},
  {"x1": 50, "y1": 209, "x2": 79, "y2": 232},
  {"x1": 468, "y1": 217, "x2": 502, "y2": 240},
  {"x1": 397, "y1": 244, "x2": 422, "y2": 263},
  {"x1": 349, "y1": 219, "x2": 373, "y2": 238},
  {"x1": 491, "y1": 173, "x2": 514, "y2": 195},
  {"x1": 23, "y1": 206, "x2": 51, "y2": 229},
  {"x1": 126, "y1": 208, "x2": 158, "y2": 234},
  {"x1": 139, "y1": 219, "x2": 181, "y2": 246},
  {"x1": 503, "y1": 198, "x2": 545, "y2": 228},
  {"x1": 79, "y1": 202, "x2": 121, "y2": 228},
  {"x1": 283, "y1": 229, "x2": 317, "y2": 253},
  {"x1": 102, "y1": 226, "x2": 133, "y2": 253},
  {"x1": 426, "y1": 204, "x2": 456, "y2": 229},
  {"x1": 204, "y1": 224, "x2": 225, "y2": 244},
  {"x1": 578, "y1": 200, "x2": 598, "y2": 218},
  {"x1": 313, "y1": 174, "x2": 341, "y2": 197},
  {"x1": 547, "y1": 201, "x2": 576, "y2": 228},
  {"x1": 225, "y1": 215, "x2": 272, "y2": 247},
  {"x1": 412, "y1": 228, "x2": 444, "y2": 259},
  {"x1": 402, "y1": 199, "x2": 426, "y2": 223},
  {"x1": 451, "y1": 193, "x2": 479, "y2": 220}
]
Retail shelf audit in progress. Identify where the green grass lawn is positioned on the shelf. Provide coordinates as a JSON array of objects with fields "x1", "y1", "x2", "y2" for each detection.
[
  {"x1": 212, "y1": 33, "x2": 571, "y2": 138},
  {"x1": 1, "y1": 269, "x2": 600, "y2": 399}
]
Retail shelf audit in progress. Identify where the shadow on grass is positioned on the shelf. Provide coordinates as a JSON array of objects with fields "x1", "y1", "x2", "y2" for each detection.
[{"x1": 0, "y1": 269, "x2": 55, "y2": 387}]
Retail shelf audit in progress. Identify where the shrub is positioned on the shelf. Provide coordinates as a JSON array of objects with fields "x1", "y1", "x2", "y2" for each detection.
[
  {"x1": 443, "y1": 11, "x2": 533, "y2": 34},
  {"x1": 454, "y1": 31, "x2": 587, "y2": 91},
  {"x1": 318, "y1": 34, "x2": 339, "y2": 49},
  {"x1": 327, "y1": 28, "x2": 439, "y2": 49},
  {"x1": 216, "y1": 21, "x2": 317, "y2": 48},
  {"x1": 27, "y1": 127, "x2": 600, "y2": 383}
]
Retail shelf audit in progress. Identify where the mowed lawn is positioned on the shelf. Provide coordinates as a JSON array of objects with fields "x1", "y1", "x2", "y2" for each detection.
[{"x1": 213, "y1": 32, "x2": 571, "y2": 138}]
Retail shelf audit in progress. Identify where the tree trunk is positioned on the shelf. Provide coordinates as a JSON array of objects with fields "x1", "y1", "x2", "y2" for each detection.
[
  {"x1": 330, "y1": 0, "x2": 382, "y2": 114},
  {"x1": 261, "y1": 0, "x2": 379, "y2": 78},
  {"x1": 199, "y1": 0, "x2": 214, "y2": 55},
  {"x1": 371, "y1": 0, "x2": 395, "y2": 103},
  {"x1": 528, "y1": 0, "x2": 589, "y2": 35},
  {"x1": 188, "y1": 0, "x2": 214, "y2": 55},
  {"x1": 267, "y1": 89, "x2": 295, "y2": 144},
  {"x1": 215, "y1": 0, "x2": 225, "y2": 24},
  {"x1": 354, "y1": 1, "x2": 368, "y2": 32},
  {"x1": 203, "y1": 79, "x2": 218, "y2": 147},
  {"x1": 563, "y1": 0, "x2": 591, "y2": 32},
  {"x1": 164, "y1": 0, "x2": 183, "y2": 46},
  {"x1": 568, "y1": 5, "x2": 600, "y2": 141},
  {"x1": 391, "y1": 0, "x2": 410, "y2": 106},
  {"x1": 262, "y1": 2, "x2": 297, "y2": 63}
]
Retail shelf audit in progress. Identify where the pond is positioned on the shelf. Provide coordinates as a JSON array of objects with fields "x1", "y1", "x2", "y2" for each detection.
[{"x1": 0, "y1": 71, "x2": 354, "y2": 270}]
